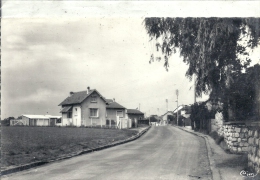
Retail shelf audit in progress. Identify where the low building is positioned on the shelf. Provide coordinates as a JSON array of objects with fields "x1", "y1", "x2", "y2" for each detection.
[
  {"x1": 126, "y1": 109, "x2": 144, "y2": 120},
  {"x1": 161, "y1": 111, "x2": 174, "y2": 125},
  {"x1": 106, "y1": 98, "x2": 127, "y2": 126},
  {"x1": 126, "y1": 109, "x2": 144, "y2": 127},
  {"x1": 10, "y1": 115, "x2": 61, "y2": 126}
]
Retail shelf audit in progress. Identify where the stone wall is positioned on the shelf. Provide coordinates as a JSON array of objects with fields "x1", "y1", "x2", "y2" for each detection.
[
  {"x1": 214, "y1": 111, "x2": 224, "y2": 136},
  {"x1": 222, "y1": 124, "x2": 248, "y2": 153},
  {"x1": 247, "y1": 126, "x2": 260, "y2": 173},
  {"x1": 212, "y1": 112, "x2": 260, "y2": 172}
]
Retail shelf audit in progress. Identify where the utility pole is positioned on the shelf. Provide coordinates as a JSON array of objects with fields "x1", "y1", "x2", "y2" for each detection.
[
  {"x1": 176, "y1": 89, "x2": 179, "y2": 126},
  {"x1": 166, "y1": 99, "x2": 168, "y2": 111},
  {"x1": 194, "y1": 74, "x2": 196, "y2": 103},
  {"x1": 149, "y1": 110, "x2": 151, "y2": 125}
]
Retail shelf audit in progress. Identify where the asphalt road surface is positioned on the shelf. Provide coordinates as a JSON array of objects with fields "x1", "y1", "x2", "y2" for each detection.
[{"x1": 2, "y1": 126, "x2": 212, "y2": 180}]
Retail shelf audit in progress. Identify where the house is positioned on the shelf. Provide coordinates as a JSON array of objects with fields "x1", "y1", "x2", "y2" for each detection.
[
  {"x1": 161, "y1": 111, "x2": 174, "y2": 125},
  {"x1": 106, "y1": 98, "x2": 126, "y2": 126},
  {"x1": 126, "y1": 109, "x2": 144, "y2": 127},
  {"x1": 172, "y1": 105, "x2": 192, "y2": 126},
  {"x1": 148, "y1": 115, "x2": 161, "y2": 126},
  {"x1": 59, "y1": 87, "x2": 107, "y2": 127},
  {"x1": 126, "y1": 109, "x2": 144, "y2": 120},
  {"x1": 10, "y1": 115, "x2": 61, "y2": 126}
]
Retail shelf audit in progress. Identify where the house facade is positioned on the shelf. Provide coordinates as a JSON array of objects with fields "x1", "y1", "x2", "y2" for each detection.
[
  {"x1": 59, "y1": 87, "x2": 107, "y2": 127},
  {"x1": 106, "y1": 99, "x2": 126, "y2": 126},
  {"x1": 126, "y1": 109, "x2": 144, "y2": 127},
  {"x1": 161, "y1": 111, "x2": 174, "y2": 125}
]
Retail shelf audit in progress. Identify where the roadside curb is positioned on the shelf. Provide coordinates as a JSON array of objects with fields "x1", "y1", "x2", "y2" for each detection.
[
  {"x1": 173, "y1": 125, "x2": 222, "y2": 180},
  {"x1": 1, "y1": 126, "x2": 151, "y2": 176}
]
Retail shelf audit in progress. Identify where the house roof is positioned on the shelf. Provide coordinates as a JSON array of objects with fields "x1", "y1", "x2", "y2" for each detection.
[
  {"x1": 173, "y1": 105, "x2": 184, "y2": 113},
  {"x1": 59, "y1": 89, "x2": 106, "y2": 106},
  {"x1": 162, "y1": 111, "x2": 174, "y2": 116},
  {"x1": 106, "y1": 99, "x2": 114, "y2": 103},
  {"x1": 106, "y1": 99, "x2": 126, "y2": 109},
  {"x1": 22, "y1": 115, "x2": 50, "y2": 119},
  {"x1": 60, "y1": 106, "x2": 72, "y2": 113},
  {"x1": 127, "y1": 109, "x2": 144, "y2": 115},
  {"x1": 45, "y1": 115, "x2": 62, "y2": 119}
]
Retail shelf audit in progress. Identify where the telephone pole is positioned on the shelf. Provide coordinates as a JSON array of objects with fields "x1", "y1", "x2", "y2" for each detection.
[
  {"x1": 194, "y1": 74, "x2": 196, "y2": 103},
  {"x1": 176, "y1": 89, "x2": 179, "y2": 126},
  {"x1": 166, "y1": 99, "x2": 168, "y2": 111}
]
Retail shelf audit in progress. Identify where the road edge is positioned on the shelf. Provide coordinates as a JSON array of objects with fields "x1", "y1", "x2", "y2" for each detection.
[
  {"x1": 1, "y1": 126, "x2": 151, "y2": 176},
  {"x1": 173, "y1": 125, "x2": 222, "y2": 180}
]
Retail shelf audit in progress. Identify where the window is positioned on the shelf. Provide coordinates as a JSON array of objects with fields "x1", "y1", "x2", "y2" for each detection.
[
  {"x1": 91, "y1": 96, "x2": 97, "y2": 102},
  {"x1": 57, "y1": 118, "x2": 61, "y2": 123},
  {"x1": 90, "y1": 108, "x2": 98, "y2": 117},
  {"x1": 74, "y1": 108, "x2": 77, "y2": 116},
  {"x1": 67, "y1": 111, "x2": 72, "y2": 118},
  {"x1": 116, "y1": 111, "x2": 123, "y2": 118}
]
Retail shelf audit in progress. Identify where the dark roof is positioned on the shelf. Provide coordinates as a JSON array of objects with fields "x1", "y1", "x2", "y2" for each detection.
[
  {"x1": 106, "y1": 99, "x2": 114, "y2": 103},
  {"x1": 106, "y1": 99, "x2": 126, "y2": 109},
  {"x1": 59, "y1": 89, "x2": 106, "y2": 106},
  {"x1": 127, "y1": 109, "x2": 144, "y2": 115},
  {"x1": 162, "y1": 111, "x2": 174, "y2": 116},
  {"x1": 60, "y1": 106, "x2": 72, "y2": 113}
]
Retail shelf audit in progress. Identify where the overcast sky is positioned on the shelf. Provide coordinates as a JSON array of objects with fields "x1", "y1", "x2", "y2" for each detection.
[{"x1": 2, "y1": 1, "x2": 260, "y2": 119}]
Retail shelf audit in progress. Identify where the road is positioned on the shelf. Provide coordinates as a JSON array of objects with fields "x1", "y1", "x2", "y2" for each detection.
[{"x1": 2, "y1": 126, "x2": 212, "y2": 180}]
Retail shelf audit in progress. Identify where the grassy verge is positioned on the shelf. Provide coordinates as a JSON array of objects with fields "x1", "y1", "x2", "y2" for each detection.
[
  {"x1": 209, "y1": 131, "x2": 231, "y2": 153},
  {"x1": 1, "y1": 126, "x2": 139, "y2": 169}
]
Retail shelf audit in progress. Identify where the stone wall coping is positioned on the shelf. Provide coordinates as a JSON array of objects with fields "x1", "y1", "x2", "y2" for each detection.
[
  {"x1": 245, "y1": 121, "x2": 260, "y2": 127},
  {"x1": 223, "y1": 121, "x2": 246, "y2": 125},
  {"x1": 223, "y1": 121, "x2": 260, "y2": 127}
]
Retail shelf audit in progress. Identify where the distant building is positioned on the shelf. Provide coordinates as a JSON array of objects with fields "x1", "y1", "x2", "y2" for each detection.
[
  {"x1": 126, "y1": 109, "x2": 144, "y2": 127},
  {"x1": 10, "y1": 115, "x2": 61, "y2": 126},
  {"x1": 161, "y1": 111, "x2": 174, "y2": 125},
  {"x1": 126, "y1": 109, "x2": 144, "y2": 120}
]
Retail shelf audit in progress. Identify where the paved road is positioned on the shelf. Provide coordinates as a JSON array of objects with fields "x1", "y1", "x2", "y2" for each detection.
[{"x1": 2, "y1": 126, "x2": 212, "y2": 180}]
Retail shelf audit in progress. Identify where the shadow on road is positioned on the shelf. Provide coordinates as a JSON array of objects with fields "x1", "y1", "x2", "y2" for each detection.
[{"x1": 215, "y1": 154, "x2": 247, "y2": 168}]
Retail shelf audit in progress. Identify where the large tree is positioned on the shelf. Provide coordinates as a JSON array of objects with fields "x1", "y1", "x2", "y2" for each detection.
[{"x1": 144, "y1": 18, "x2": 260, "y2": 99}]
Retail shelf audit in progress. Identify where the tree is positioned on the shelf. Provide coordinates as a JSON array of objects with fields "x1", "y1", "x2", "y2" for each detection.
[
  {"x1": 222, "y1": 64, "x2": 260, "y2": 121},
  {"x1": 1, "y1": 117, "x2": 15, "y2": 126},
  {"x1": 144, "y1": 18, "x2": 260, "y2": 99}
]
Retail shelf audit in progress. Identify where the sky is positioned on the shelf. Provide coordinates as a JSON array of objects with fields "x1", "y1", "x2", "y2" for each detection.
[{"x1": 2, "y1": 1, "x2": 260, "y2": 119}]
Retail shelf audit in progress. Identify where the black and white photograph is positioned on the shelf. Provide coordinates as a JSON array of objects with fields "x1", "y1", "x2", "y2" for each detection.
[{"x1": 1, "y1": 1, "x2": 260, "y2": 180}]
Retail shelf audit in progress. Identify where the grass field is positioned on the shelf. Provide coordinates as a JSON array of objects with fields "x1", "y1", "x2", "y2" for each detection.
[{"x1": 1, "y1": 126, "x2": 139, "y2": 169}]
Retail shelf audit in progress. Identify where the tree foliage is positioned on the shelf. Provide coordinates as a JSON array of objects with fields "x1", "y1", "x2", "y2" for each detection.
[
  {"x1": 223, "y1": 64, "x2": 260, "y2": 121},
  {"x1": 190, "y1": 102, "x2": 212, "y2": 131},
  {"x1": 144, "y1": 18, "x2": 260, "y2": 98}
]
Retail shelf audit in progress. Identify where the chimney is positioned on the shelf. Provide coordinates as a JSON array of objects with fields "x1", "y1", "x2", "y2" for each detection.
[
  {"x1": 113, "y1": 98, "x2": 115, "y2": 102},
  {"x1": 70, "y1": 92, "x2": 74, "y2": 96},
  {"x1": 87, "y1": 86, "x2": 90, "y2": 94}
]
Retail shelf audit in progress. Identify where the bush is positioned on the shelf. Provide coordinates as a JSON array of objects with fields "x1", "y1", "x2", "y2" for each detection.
[
  {"x1": 190, "y1": 102, "x2": 211, "y2": 131},
  {"x1": 209, "y1": 131, "x2": 224, "y2": 145}
]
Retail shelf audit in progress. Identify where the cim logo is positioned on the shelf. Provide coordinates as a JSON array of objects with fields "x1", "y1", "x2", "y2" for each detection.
[{"x1": 240, "y1": 170, "x2": 259, "y2": 178}]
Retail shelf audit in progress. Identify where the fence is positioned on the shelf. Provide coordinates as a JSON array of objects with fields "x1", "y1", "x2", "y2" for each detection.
[{"x1": 138, "y1": 119, "x2": 149, "y2": 125}]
